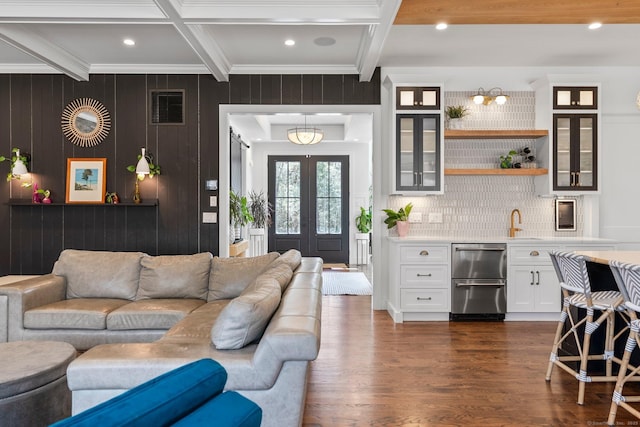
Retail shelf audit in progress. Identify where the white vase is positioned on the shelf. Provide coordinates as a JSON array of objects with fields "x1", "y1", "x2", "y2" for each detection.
[
  {"x1": 448, "y1": 118, "x2": 463, "y2": 129},
  {"x1": 249, "y1": 228, "x2": 267, "y2": 256}
]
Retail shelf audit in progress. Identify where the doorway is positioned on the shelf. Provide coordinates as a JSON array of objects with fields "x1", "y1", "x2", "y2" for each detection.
[{"x1": 268, "y1": 155, "x2": 349, "y2": 263}]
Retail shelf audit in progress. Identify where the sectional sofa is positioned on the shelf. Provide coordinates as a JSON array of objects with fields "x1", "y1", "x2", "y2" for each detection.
[{"x1": 0, "y1": 248, "x2": 323, "y2": 427}]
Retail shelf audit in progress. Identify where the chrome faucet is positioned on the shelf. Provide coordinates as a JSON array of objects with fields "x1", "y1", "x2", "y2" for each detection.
[{"x1": 509, "y1": 209, "x2": 522, "y2": 238}]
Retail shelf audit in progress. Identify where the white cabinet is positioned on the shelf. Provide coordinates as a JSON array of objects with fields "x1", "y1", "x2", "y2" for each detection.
[
  {"x1": 507, "y1": 245, "x2": 560, "y2": 314},
  {"x1": 387, "y1": 242, "x2": 451, "y2": 322}
]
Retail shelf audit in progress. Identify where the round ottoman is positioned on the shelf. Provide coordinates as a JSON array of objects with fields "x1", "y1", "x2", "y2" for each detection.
[{"x1": 0, "y1": 341, "x2": 77, "y2": 427}]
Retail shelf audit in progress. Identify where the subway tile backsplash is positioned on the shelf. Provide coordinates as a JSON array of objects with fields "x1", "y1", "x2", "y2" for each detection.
[{"x1": 386, "y1": 91, "x2": 583, "y2": 239}]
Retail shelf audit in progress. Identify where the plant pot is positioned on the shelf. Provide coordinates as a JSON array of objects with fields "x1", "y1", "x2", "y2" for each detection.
[
  {"x1": 355, "y1": 232, "x2": 370, "y2": 241},
  {"x1": 249, "y1": 228, "x2": 267, "y2": 256},
  {"x1": 396, "y1": 221, "x2": 409, "y2": 237},
  {"x1": 447, "y1": 118, "x2": 464, "y2": 129}
]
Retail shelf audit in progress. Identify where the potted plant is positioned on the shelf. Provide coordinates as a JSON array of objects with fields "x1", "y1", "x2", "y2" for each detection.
[
  {"x1": 126, "y1": 149, "x2": 161, "y2": 203},
  {"x1": 247, "y1": 190, "x2": 272, "y2": 255},
  {"x1": 445, "y1": 105, "x2": 469, "y2": 129},
  {"x1": 355, "y1": 206, "x2": 372, "y2": 264},
  {"x1": 229, "y1": 190, "x2": 253, "y2": 242},
  {"x1": 0, "y1": 148, "x2": 30, "y2": 181},
  {"x1": 382, "y1": 202, "x2": 413, "y2": 237}
]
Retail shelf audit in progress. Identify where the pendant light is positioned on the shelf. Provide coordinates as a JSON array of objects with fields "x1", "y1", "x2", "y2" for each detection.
[{"x1": 287, "y1": 115, "x2": 324, "y2": 145}]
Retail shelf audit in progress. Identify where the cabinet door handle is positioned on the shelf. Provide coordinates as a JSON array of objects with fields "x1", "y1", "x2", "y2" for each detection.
[
  {"x1": 570, "y1": 172, "x2": 575, "y2": 187},
  {"x1": 419, "y1": 250, "x2": 429, "y2": 256},
  {"x1": 417, "y1": 297, "x2": 432, "y2": 301},
  {"x1": 419, "y1": 172, "x2": 423, "y2": 186},
  {"x1": 414, "y1": 172, "x2": 418, "y2": 186},
  {"x1": 530, "y1": 250, "x2": 539, "y2": 256},
  {"x1": 530, "y1": 271, "x2": 535, "y2": 286},
  {"x1": 575, "y1": 172, "x2": 580, "y2": 187},
  {"x1": 536, "y1": 271, "x2": 540, "y2": 285},
  {"x1": 417, "y1": 273, "x2": 432, "y2": 277}
]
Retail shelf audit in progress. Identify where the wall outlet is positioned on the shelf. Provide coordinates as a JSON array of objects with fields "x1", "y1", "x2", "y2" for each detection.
[
  {"x1": 428, "y1": 212, "x2": 443, "y2": 223},
  {"x1": 202, "y1": 212, "x2": 217, "y2": 223},
  {"x1": 408, "y1": 212, "x2": 422, "y2": 223},
  {"x1": 209, "y1": 196, "x2": 217, "y2": 207}
]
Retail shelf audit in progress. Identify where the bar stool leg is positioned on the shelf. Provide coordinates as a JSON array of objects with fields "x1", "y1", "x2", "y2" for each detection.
[
  {"x1": 578, "y1": 308, "x2": 596, "y2": 405},
  {"x1": 546, "y1": 299, "x2": 570, "y2": 381},
  {"x1": 608, "y1": 321, "x2": 639, "y2": 426}
]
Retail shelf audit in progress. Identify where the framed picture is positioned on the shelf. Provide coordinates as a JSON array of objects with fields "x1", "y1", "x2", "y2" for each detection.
[{"x1": 65, "y1": 158, "x2": 107, "y2": 204}]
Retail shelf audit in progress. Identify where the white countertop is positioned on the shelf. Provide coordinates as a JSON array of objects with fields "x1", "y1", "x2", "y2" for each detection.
[{"x1": 387, "y1": 236, "x2": 618, "y2": 245}]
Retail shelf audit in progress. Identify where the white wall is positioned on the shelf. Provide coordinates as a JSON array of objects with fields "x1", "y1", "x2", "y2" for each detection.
[{"x1": 248, "y1": 140, "x2": 372, "y2": 265}]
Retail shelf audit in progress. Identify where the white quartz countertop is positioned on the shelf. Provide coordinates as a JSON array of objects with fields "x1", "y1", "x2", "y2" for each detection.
[{"x1": 386, "y1": 236, "x2": 618, "y2": 245}]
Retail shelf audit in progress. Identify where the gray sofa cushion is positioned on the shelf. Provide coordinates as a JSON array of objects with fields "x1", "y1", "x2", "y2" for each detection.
[
  {"x1": 24, "y1": 298, "x2": 129, "y2": 330},
  {"x1": 53, "y1": 250, "x2": 145, "y2": 300},
  {"x1": 161, "y1": 300, "x2": 230, "y2": 344},
  {"x1": 211, "y1": 275, "x2": 282, "y2": 350},
  {"x1": 207, "y1": 252, "x2": 279, "y2": 302},
  {"x1": 107, "y1": 299, "x2": 206, "y2": 330},
  {"x1": 136, "y1": 253, "x2": 212, "y2": 300}
]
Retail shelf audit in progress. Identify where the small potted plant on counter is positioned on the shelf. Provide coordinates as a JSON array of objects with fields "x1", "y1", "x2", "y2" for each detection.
[
  {"x1": 445, "y1": 105, "x2": 469, "y2": 129},
  {"x1": 382, "y1": 202, "x2": 413, "y2": 237}
]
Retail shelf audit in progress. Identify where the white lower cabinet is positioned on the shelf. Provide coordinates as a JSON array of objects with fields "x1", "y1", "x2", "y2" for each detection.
[{"x1": 388, "y1": 242, "x2": 451, "y2": 322}]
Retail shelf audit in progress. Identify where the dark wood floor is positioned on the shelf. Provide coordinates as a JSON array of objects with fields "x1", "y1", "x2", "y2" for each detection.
[{"x1": 302, "y1": 296, "x2": 640, "y2": 427}]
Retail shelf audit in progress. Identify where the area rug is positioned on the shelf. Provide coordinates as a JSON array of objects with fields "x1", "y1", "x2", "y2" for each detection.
[{"x1": 321, "y1": 271, "x2": 372, "y2": 296}]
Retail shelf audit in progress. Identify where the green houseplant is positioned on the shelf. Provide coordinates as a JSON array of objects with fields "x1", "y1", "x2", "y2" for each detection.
[
  {"x1": 248, "y1": 190, "x2": 272, "y2": 229},
  {"x1": 230, "y1": 190, "x2": 254, "y2": 242},
  {"x1": 355, "y1": 207, "x2": 372, "y2": 234},
  {"x1": 0, "y1": 148, "x2": 30, "y2": 182},
  {"x1": 383, "y1": 203, "x2": 413, "y2": 237},
  {"x1": 445, "y1": 105, "x2": 469, "y2": 130}
]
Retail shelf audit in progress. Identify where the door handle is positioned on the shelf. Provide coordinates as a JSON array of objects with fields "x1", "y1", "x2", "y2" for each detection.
[
  {"x1": 417, "y1": 297, "x2": 432, "y2": 301},
  {"x1": 417, "y1": 273, "x2": 432, "y2": 277},
  {"x1": 419, "y1": 172, "x2": 423, "y2": 186},
  {"x1": 536, "y1": 271, "x2": 540, "y2": 285},
  {"x1": 456, "y1": 282, "x2": 505, "y2": 288},
  {"x1": 530, "y1": 271, "x2": 535, "y2": 286},
  {"x1": 414, "y1": 172, "x2": 418, "y2": 186},
  {"x1": 575, "y1": 172, "x2": 580, "y2": 186}
]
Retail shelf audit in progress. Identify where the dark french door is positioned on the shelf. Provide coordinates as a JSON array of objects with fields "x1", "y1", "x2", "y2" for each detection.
[{"x1": 267, "y1": 155, "x2": 349, "y2": 263}]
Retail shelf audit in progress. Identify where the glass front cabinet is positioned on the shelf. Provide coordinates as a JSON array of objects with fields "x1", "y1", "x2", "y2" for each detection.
[
  {"x1": 395, "y1": 114, "x2": 441, "y2": 193},
  {"x1": 396, "y1": 87, "x2": 440, "y2": 110},
  {"x1": 553, "y1": 114, "x2": 597, "y2": 191},
  {"x1": 553, "y1": 86, "x2": 598, "y2": 110}
]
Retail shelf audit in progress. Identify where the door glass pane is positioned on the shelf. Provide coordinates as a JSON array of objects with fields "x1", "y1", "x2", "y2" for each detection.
[
  {"x1": 422, "y1": 117, "x2": 437, "y2": 186},
  {"x1": 399, "y1": 90, "x2": 414, "y2": 107},
  {"x1": 274, "y1": 161, "x2": 300, "y2": 234},
  {"x1": 556, "y1": 117, "x2": 571, "y2": 187},
  {"x1": 316, "y1": 161, "x2": 342, "y2": 234},
  {"x1": 399, "y1": 117, "x2": 415, "y2": 187},
  {"x1": 556, "y1": 90, "x2": 572, "y2": 106},
  {"x1": 578, "y1": 117, "x2": 594, "y2": 186}
]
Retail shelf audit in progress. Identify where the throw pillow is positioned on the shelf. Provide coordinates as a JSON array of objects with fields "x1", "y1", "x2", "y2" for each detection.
[
  {"x1": 207, "y1": 252, "x2": 279, "y2": 301},
  {"x1": 136, "y1": 252, "x2": 213, "y2": 300},
  {"x1": 268, "y1": 249, "x2": 302, "y2": 272},
  {"x1": 259, "y1": 263, "x2": 293, "y2": 292},
  {"x1": 53, "y1": 249, "x2": 145, "y2": 300},
  {"x1": 211, "y1": 275, "x2": 282, "y2": 350}
]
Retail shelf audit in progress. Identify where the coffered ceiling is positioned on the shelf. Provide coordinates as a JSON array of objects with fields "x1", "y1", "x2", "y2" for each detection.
[{"x1": 0, "y1": 0, "x2": 639, "y2": 83}]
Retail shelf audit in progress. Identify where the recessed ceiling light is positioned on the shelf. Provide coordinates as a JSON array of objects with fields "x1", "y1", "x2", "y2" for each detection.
[
  {"x1": 284, "y1": 39, "x2": 295, "y2": 46},
  {"x1": 123, "y1": 38, "x2": 135, "y2": 46},
  {"x1": 588, "y1": 22, "x2": 602, "y2": 30},
  {"x1": 435, "y1": 23, "x2": 448, "y2": 30}
]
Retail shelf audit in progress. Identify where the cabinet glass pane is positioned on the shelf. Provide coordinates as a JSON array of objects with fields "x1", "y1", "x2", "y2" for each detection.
[
  {"x1": 421, "y1": 117, "x2": 437, "y2": 185},
  {"x1": 400, "y1": 117, "x2": 415, "y2": 186},
  {"x1": 579, "y1": 90, "x2": 594, "y2": 107},
  {"x1": 578, "y1": 117, "x2": 594, "y2": 186},
  {"x1": 421, "y1": 90, "x2": 437, "y2": 107},
  {"x1": 399, "y1": 90, "x2": 414, "y2": 107},
  {"x1": 556, "y1": 90, "x2": 572, "y2": 106}
]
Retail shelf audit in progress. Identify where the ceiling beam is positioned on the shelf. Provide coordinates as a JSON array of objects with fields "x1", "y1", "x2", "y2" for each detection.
[
  {"x1": 357, "y1": 0, "x2": 402, "y2": 82},
  {"x1": 0, "y1": 24, "x2": 89, "y2": 81}
]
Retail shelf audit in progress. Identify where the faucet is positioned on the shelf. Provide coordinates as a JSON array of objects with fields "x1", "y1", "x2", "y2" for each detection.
[{"x1": 509, "y1": 209, "x2": 522, "y2": 238}]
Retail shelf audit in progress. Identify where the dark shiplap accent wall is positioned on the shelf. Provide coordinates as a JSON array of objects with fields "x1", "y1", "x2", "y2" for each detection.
[{"x1": 0, "y1": 70, "x2": 380, "y2": 275}]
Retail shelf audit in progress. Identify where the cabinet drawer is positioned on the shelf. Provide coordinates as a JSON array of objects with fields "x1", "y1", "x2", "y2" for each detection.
[
  {"x1": 401, "y1": 288, "x2": 449, "y2": 311},
  {"x1": 400, "y1": 265, "x2": 449, "y2": 287},
  {"x1": 399, "y1": 245, "x2": 449, "y2": 263},
  {"x1": 508, "y1": 246, "x2": 556, "y2": 265}
]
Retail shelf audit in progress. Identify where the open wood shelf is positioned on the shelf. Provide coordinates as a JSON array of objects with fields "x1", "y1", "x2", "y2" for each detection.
[
  {"x1": 444, "y1": 168, "x2": 548, "y2": 176},
  {"x1": 8, "y1": 198, "x2": 158, "y2": 206},
  {"x1": 444, "y1": 129, "x2": 548, "y2": 139}
]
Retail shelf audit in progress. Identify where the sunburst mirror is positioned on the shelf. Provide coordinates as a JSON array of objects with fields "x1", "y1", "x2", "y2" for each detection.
[{"x1": 61, "y1": 98, "x2": 111, "y2": 147}]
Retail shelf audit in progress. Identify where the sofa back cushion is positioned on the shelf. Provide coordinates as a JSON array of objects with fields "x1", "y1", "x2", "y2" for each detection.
[
  {"x1": 53, "y1": 250, "x2": 144, "y2": 300},
  {"x1": 136, "y1": 253, "x2": 212, "y2": 300},
  {"x1": 211, "y1": 275, "x2": 282, "y2": 350},
  {"x1": 207, "y1": 252, "x2": 279, "y2": 302},
  {"x1": 259, "y1": 263, "x2": 293, "y2": 292},
  {"x1": 268, "y1": 249, "x2": 302, "y2": 272}
]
